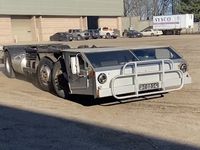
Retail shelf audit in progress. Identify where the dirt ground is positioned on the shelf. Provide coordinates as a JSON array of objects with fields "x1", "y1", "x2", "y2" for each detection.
[{"x1": 0, "y1": 35, "x2": 200, "y2": 150}]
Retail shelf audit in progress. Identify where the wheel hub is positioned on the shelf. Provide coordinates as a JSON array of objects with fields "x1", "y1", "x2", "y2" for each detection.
[{"x1": 40, "y1": 65, "x2": 51, "y2": 85}]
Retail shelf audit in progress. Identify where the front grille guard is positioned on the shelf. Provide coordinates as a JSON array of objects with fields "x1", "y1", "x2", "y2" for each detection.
[{"x1": 111, "y1": 59, "x2": 184, "y2": 100}]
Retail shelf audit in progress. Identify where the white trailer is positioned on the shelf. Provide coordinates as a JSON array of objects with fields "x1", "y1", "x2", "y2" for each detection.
[{"x1": 153, "y1": 14, "x2": 194, "y2": 35}]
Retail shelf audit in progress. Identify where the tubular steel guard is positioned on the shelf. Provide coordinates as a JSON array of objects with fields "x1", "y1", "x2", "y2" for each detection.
[{"x1": 111, "y1": 59, "x2": 184, "y2": 100}]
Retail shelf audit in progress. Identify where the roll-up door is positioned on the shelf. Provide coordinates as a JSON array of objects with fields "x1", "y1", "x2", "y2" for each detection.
[
  {"x1": 11, "y1": 16, "x2": 32, "y2": 42},
  {"x1": 41, "y1": 17, "x2": 81, "y2": 41}
]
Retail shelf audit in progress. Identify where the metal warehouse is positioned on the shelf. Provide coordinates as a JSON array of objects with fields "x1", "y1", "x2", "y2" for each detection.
[{"x1": 0, "y1": 0, "x2": 123, "y2": 43}]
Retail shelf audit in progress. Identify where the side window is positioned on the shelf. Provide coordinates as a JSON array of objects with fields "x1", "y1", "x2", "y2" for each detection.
[
  {"x1": 132, "y1": 48, "x2": 181, "y2": 60},
  {"x1": 77, "y1": 54, "x2": 88, "y2": 71},
  {"x1": 155, "y1": 49, "x2": 172, "y2": 59},
  {"x1": 78, "y1": 55, "x2": 85, "y2": 70},
  {"x1": 69, "y1": 53, "x2": 88, "y2": 76},
  {"x1": 155, "y1": 48, "x2": 181, "y2": 59},
  {"x1": 103, "y1": 27, "x2": 109, "y2": 31}
]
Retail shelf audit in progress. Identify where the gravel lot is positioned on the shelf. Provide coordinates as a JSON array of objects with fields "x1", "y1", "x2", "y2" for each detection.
[{"x1": 0, "y1": 35, "x2": 200, "y2": 150}]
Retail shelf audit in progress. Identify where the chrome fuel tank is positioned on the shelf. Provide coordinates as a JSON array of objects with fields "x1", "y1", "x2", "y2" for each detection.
[
  {"x1": 4, "y1": 45, "x2": 28, "y2": 75},
  {"x1": 12, "y1": 53, "x2": 27, "y2": 74}
]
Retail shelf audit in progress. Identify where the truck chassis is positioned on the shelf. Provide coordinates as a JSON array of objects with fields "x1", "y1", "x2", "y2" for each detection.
[{"x1": 3, "y1": 44, "x2": 192, "y2": 102}]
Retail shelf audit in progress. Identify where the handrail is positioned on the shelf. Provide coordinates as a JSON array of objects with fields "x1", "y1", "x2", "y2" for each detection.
[{"x1": 122, "y1": 59, "x2": 174, "y2": 75}]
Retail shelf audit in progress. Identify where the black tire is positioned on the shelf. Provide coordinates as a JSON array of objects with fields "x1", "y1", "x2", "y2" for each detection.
[
  {"x1": 106, "y1": 33, "x2": 111, "y2": 39},
  {"x1": 49, "y1": 37, "x2": 53, "y2": 41},
  {"x1": 151, "y1": 33, "x2": 154, "y2": 36},
  {"x1": 4, "y1": 51, "x2": 15, "y2": 78},
  {"x1": 52, "y1": 60, "x2": 69, "y2": 99},
  {"x1": 37, "y1": 58, "x2": 54, "y2": 92},
  {"x1": 77, "y1": 35, "x2": 82, "y2": 41}
]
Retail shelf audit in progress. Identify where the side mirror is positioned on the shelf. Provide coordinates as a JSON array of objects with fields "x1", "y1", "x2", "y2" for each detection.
[{"x1": 70, "y1": 56, "x2": 80, "y2": 75}]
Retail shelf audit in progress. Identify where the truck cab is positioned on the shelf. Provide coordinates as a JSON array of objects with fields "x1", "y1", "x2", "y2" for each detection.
[{"x1": 53, "y1": 46, "x2": 191, "y2": 99}]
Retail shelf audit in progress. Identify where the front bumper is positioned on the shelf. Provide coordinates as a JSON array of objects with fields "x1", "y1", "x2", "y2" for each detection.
[{"x1": 96, "y1": 59, "x2": 190, "y2": 99}]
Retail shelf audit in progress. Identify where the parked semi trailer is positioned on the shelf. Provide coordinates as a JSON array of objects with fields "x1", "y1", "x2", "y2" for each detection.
[
  {"x1": 153, "y1": 14, "x2": 194, "y2": 35},
  {"x1": 3, "y1": 44, "x2": 191, "y2": 101}
]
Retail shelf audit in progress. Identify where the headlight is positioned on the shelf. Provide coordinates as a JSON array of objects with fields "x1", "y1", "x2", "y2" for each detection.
[
  {"x1": 98, "y1": 73, "x2": 107, "y2": 84},
  {"x1": 180, "y1": 63, "x2": 187, "y2": 73}
]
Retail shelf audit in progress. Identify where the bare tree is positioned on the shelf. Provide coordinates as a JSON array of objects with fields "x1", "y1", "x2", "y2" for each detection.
[
  {"x1": 124, "y1": 0, "x2": 153, "y2": 19},
  {"x1": 152, "y1": 0, "x2": 172, "y2": 16},
  {"x1": 172, "y1": 0, "x2": 181, "y2": 14},
  {"x1": 124, "y1": 0, "x2": 173, "y2": 20},
  {"x1": 159, "y1": 0, "x2": 172, "y2": 15}
]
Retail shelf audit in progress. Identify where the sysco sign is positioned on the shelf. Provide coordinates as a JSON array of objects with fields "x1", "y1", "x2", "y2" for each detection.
[{"x1": 154, "y1": 17, "x2": 172, "y2": 22}]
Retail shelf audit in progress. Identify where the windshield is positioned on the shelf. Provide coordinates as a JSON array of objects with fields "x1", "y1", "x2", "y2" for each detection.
[
  {"x1": 85, "y1": 50, "x2": 137, "y2": 68},
  {"x1": 85, "y1": 47, "x2": 181, "y2": 68},
  {"x1": 130, "y1": 30, "x2": 139, "y2": 33}
]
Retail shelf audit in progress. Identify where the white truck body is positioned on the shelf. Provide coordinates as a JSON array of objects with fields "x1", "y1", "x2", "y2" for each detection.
[{"x1": 153, "y1": 14, "x2": 194, "y2": 33}]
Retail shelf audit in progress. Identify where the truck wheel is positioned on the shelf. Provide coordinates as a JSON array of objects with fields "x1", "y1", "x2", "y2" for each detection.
[
  {"x1": 77, "y1": 35, "x2": 82, "y2": 41},
  {"x1": 106, "y1": 33, "x2": 111, "y2": 39},
  {"x1": 52, "y1": 60, "x2": 69, "y2": 99},
  {"x1": 37, "y1": 58, "x2": 54, "y2": 92},
  {"x1": 151, "y1": 33, "x2": 154, "y2": 36},
  {"x1": 4, "y1": 51, "x2": 15, "y2": 78}
]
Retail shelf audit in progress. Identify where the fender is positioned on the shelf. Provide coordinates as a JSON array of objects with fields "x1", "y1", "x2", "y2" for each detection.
[{"x1": 3, "y1": 45, "x2": 27, "y2": 74}]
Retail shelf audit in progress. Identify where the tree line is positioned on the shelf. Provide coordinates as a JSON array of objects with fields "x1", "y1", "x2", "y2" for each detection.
[{"x1": 124, "y1": 0, "x2": 200, "y2": 22}]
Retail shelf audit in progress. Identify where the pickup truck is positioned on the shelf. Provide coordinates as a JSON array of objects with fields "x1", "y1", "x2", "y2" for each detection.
[
  {"x1": 68, "y1": 29, "x2": 90, "y2": 40},
  {"x1": 3, "y1": 44, "x2": 191, "y2": 102}
]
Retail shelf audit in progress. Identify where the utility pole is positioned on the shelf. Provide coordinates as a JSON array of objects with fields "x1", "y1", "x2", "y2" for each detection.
[
  {"x1": 123, "y1": 0, "x2": 126, "y2": 16},
  {"x1": 172, "y1": 0, "x2": 175, "y2": 14}
]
